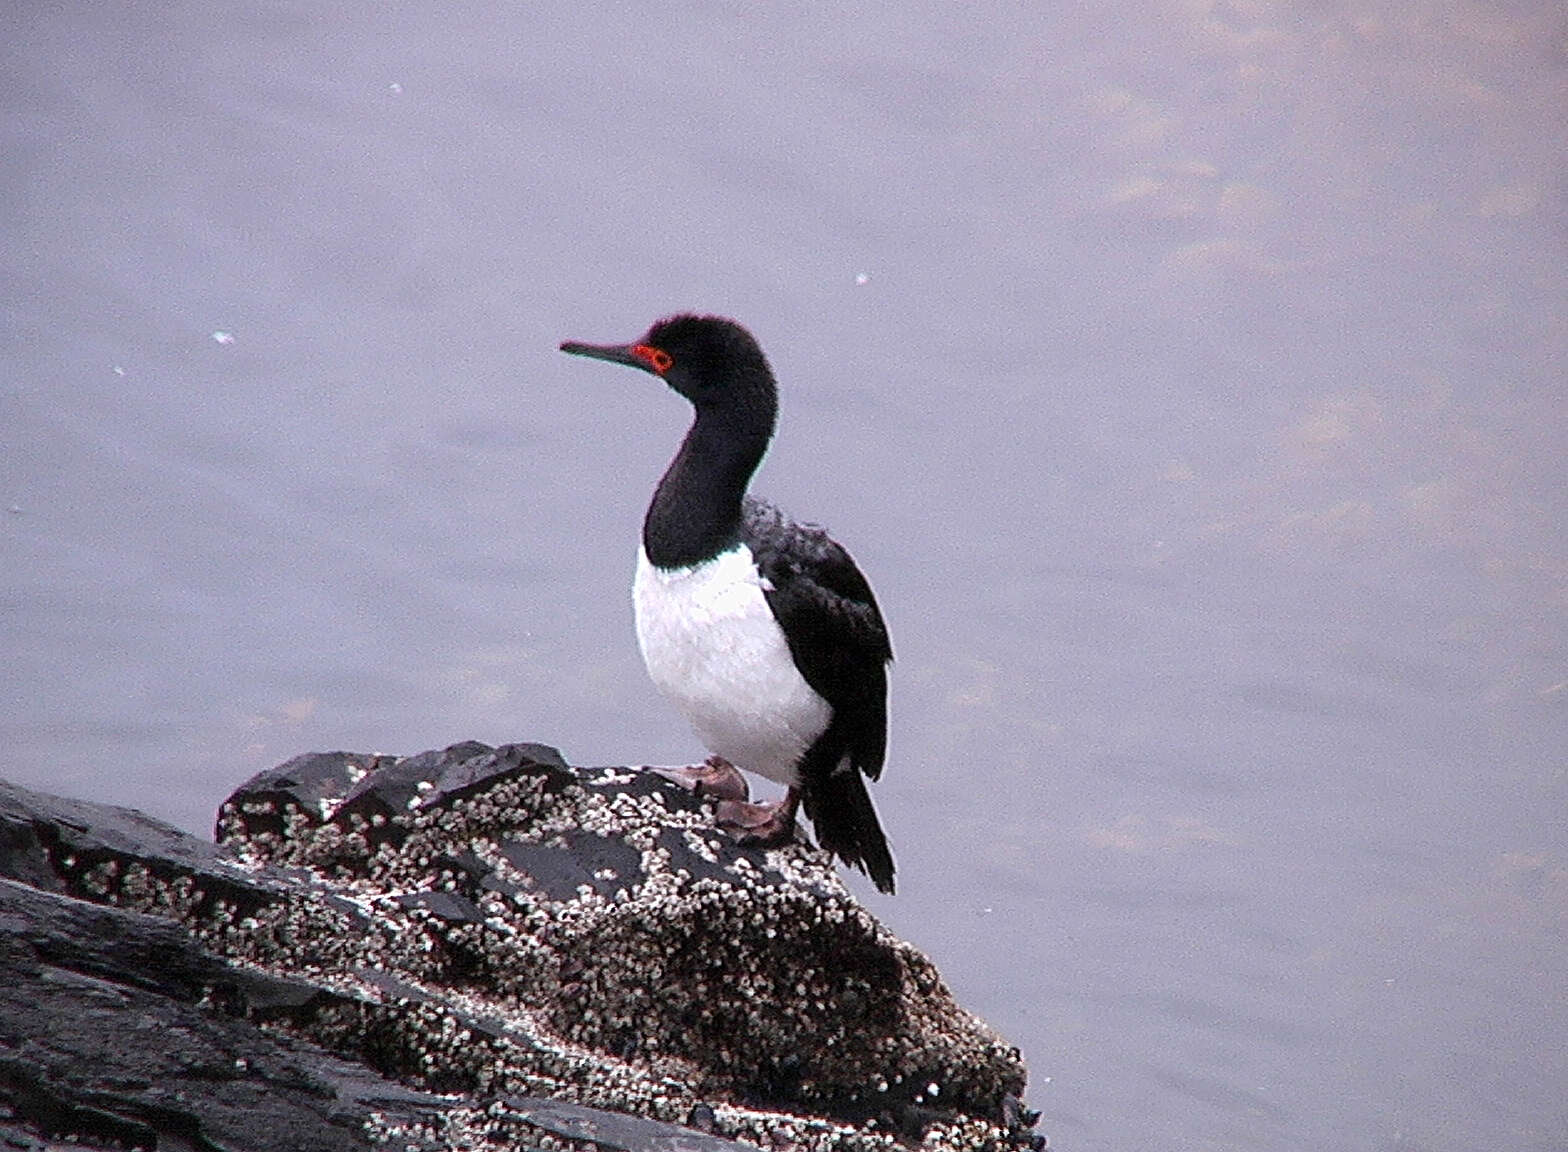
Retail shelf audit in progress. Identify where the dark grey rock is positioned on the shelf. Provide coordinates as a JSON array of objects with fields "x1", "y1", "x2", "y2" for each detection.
[
  {"x1": 0, "y1": 877, "x2": 448, "y2": 1152},
  {"x1": 0, "y1": 743, "x2": 1042, "y2": 1152},
  {"x1": 502, "y1": 1095, "x2": 761, "y2": 1152},
  {"x1": 498, "y1": 829, "x2": 647, "y2": 901}
]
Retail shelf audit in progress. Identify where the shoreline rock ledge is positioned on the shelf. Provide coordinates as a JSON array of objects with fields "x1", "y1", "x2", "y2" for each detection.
[{"x1": 0, "y1": 741, "x2": 1042, "y2": 1152}]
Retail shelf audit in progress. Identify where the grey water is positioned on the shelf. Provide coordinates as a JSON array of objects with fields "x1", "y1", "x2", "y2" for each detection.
[{"x1": 3, "y1": 3, "x2": 1565, "y2": 1150}]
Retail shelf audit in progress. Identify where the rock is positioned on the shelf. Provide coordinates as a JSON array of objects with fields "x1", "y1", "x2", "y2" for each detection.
[
  {"x1": 0, "y1": 743, "x2": 1042, "y2": 1152},
  {"x1": 0, "y1": 877, "x2": 449, "y2": 1151}
]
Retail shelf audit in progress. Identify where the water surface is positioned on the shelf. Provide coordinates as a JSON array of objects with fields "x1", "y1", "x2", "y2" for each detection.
[{"x1": 3, "y1": 4, "x2": 1565, "y2": 1149}]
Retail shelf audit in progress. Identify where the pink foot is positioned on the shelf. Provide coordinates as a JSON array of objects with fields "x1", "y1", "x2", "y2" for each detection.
[
  {"x1": 647, "y1": 756, "x2": 750, "y2": 803},
  {"x1": 716, "y1": 790, "x2": 802, "y2": 847}
]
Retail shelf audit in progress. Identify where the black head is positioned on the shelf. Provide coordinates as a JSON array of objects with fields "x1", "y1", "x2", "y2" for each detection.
[{"x1": 560, "y1": 314, "x2": 776, "y2": 412}]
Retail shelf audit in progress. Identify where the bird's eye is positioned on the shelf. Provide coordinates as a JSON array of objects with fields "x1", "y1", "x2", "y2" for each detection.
[{"x1": 633, "y1": 344, "x2": 674, "y2": 374}]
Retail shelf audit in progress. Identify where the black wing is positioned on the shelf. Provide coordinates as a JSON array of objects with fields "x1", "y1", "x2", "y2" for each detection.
[
  {"x1": 744, "y1": 499, "x2": 897, "y2": 892},
  {"x1": 742, "y1": 498, "x2": 892, "y2": 779}
]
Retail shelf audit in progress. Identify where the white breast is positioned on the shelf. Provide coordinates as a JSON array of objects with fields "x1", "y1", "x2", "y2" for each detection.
[{"x1": 633, "y1": 543, "x2": 831, "y2": 787}]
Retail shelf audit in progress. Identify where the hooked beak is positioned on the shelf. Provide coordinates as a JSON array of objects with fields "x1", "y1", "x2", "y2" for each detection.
[{"x1": 559, "y1": 340, "x2": 654, "y2": 373}]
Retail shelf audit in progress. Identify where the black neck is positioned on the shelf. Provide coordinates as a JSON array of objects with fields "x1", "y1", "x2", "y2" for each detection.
[{"x1": 643, "y1": 403, "x2": 773, "y2": 569}]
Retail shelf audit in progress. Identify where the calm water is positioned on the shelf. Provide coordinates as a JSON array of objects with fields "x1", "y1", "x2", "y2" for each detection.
[{"x1": 3, "y1": 4, "x2": 1565, "y2": 1150}]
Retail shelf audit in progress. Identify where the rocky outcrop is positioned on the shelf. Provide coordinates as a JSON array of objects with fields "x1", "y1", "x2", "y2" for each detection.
[
  {"x1": 0, "y1": 742, "x2": 1040, "y2": 1152},
  {"x1": 0, "y1": 874, "x2": 451, "y2": 1151}
]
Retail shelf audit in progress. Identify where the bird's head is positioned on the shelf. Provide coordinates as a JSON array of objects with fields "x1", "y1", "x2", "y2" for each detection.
[{"x1": 561, "y1": 314, "x2": 775, "y2": 412}]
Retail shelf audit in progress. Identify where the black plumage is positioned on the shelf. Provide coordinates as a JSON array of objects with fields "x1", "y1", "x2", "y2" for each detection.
[{"x1": 743, "y1": 499, "x2": 894, "y2": 889}]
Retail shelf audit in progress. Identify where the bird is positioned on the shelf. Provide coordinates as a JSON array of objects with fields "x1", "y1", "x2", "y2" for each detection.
[{"x1": 560, "y1": 314, "x2": 896, "y2": 894}]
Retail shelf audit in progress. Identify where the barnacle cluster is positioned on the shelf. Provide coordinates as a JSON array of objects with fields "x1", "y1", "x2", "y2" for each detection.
[{"x1": 61, "y1": 741, "x2": 1037, "y2": 1152}]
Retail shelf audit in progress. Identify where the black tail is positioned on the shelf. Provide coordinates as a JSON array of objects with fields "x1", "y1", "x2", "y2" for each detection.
[{"x1": 803, "y1": 757, "x2": 896, "y2": 895}]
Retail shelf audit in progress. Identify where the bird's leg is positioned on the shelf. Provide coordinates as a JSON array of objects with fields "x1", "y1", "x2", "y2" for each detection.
[
  {"x1": 716, "y1": 786, "x2": 802, "y2": 847},
  {"x1": 646, "y1": 756, "x2": 750, "y2": 803}
]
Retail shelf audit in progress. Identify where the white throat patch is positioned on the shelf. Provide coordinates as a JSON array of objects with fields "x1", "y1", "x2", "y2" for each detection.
[{"x1": 633, "y1": 543, "x2": 830, "y2": 787}]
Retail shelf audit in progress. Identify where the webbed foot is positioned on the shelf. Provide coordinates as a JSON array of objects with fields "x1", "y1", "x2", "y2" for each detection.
[
  {"x1": 716, "y1": 788, "x2": 802, "y2": 847},
  {"x1": 647, "y1": 756, "x2": 751, "y2": 803}
]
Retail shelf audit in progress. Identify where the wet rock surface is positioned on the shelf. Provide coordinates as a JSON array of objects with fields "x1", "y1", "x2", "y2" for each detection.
[{"x1": 0, "y1": 742, "x2": 1039, "y2": 1152}]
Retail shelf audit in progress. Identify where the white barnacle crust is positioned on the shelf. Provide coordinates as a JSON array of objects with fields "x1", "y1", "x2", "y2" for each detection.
[{"x1": 148, "y1": 746, "x2": 1034, "y2": 1152}]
